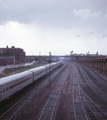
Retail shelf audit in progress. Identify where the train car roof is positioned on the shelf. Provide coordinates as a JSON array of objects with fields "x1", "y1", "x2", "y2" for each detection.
[
  {"x1": 44, "y1": 62, "x2": 56, "y2": 67},
  {"x1": 28, "y1": 65, "x2": 46, "y2": 72},
  {"x1": 0, "y1": 71, "x2": 32, "y2": 86}
]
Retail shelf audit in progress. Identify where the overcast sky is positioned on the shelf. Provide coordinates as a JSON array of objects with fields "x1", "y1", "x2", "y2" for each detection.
[{"x1": 0, "y1": 0, "x2": 107, "y2": 55}]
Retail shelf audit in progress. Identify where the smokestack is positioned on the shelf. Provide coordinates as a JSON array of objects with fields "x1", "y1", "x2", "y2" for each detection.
[{"x1": 11, "y1": 46, "x2": 15, "y2": 48}]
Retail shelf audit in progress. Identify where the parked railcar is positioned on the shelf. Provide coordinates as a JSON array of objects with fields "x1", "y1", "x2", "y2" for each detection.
[
  {"x1": 44, "y1": 61, "x2": 62, "y2": 73},
  {"x1": 29, "y1": 66, "x2": 46, "y2": 82},
  {"x1": 53, "y1": 61, "x2": 62, "y2": 69},
  {"x1": 0, "y1": 71, "x2": 33, "y2": 102},
  {"x1": 0, "y1": 61, "x2": 62, "y2": 102}
]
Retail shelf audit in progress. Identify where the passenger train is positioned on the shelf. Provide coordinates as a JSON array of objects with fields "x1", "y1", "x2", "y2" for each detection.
[{"x1": 0, "y1": 61, "x2": 62, "y2": 102}]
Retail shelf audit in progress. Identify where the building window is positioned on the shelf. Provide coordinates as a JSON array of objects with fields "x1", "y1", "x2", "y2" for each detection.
[{"x1": 0, "y1": 49, "x2": 3, "y2": 53}]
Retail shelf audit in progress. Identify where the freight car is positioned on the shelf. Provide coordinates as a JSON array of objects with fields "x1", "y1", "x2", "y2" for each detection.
[{"x1": 0, "y1": 61, "x2": 62, "y2": 102}]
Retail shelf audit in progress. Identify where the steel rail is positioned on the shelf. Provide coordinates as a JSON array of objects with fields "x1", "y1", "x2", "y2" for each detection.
[
  {"x1": 78, "y1": 65, "x2": 107, "y2": 101},
  {"x1": 49, "y1": 67, "x2": 70, "y2": 120},
  {"x1": 81, "y1": 64, "x2": 107, "y2": 90},
  {"x1": 72, "y1": 69, "x2": 77, "y2": 120},
  {"x1": 80, "y1": 86, "x2": 107, "y2": 119},
  {"x1": 77, "y1": 63, "x2": 107, "y2": 119},
  {"x1": 72, "y1": 65, "x2": 88, "y2": 120},
  {"x1": 76, "y1": 66, "x2": 89, "y2": 120},
  {"x1": 38, "y1": 65, "x2": 70, "y2": 120}
]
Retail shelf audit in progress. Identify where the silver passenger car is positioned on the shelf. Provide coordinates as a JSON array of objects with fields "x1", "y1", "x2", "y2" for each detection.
[
  {"x1": 28, "y1": 66, "x2": 46, "y2": 81},
  {"x1": 0, "y1": 71, "x2": 33, "y2": 102},
  {"x1": 0, "y1": 61, "x2": 62, "y2": 102}
]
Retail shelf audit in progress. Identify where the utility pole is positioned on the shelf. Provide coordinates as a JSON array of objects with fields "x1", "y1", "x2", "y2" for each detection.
[
  {"x1": 39, "y1": 51, "x2": 41, "y2": 63},
  {"x1": 49, "y1": 52, "x2": 51, "y2": 87}
]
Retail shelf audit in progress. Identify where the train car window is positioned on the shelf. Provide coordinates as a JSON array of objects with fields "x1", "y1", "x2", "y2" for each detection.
[
  {"x1": 2, "y1": 89, "x2": 3, "y2": 94},
  {"x1": 7, "y1": 86, "x2": 10, "y2": 90},
  {"x1": 2, "y1": 75, "x2": 32, "y2": 93}
]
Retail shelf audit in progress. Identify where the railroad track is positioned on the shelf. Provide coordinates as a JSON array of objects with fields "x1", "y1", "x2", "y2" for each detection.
[
  {"x1": 37, "y1": 64, "x2": 70, "y2": 120},
  {"x1": 71, "y1": 64, "x2": 88, "y2": 120},
  {"x1": 80, "y1": 87, "x2": 107, "y2": 120},
  {"x1": 78, "y1": 65, "x2": 107, "y2": 101},
  {"x1": 71, "y1": 63, "x2": 107, "y2": 120},
  {"x1": 0, "y1": 64, "x2": 67, "y2": 120},
  {"x1": 81, "y1": 64, "x2": 107, "y2": 93},
  {"x1": 76, "y1": 63, "x2": 107, "y2": 119}
]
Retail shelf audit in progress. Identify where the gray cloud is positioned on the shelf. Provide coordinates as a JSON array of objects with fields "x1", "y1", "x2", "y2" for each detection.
[
  {"x1": 0, "y1": 0, "x2": 107, "y2": 55},
  {"x1": 0, "y1": 0, "x2": 107, "y2": 29},
  {"x1": 76, "y1": 35, "x2": 81, "y2": 37},
  {"x1": 102, "y1": 34, "x2": 107, "y2": 37},
  {"x1": 89, "y1": 32, "x2": 94, "y2": 34},
  {"x1": 0, "y1": 0, "x2": 73, "y2": 26}
]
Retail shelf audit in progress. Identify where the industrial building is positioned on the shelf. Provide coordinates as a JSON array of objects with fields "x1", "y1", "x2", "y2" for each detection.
[{"x1": 0, "y1": 46, "x2": 25, "y2": 65}]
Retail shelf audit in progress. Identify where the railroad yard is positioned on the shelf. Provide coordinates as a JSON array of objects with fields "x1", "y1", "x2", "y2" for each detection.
[{"x1": 0, "y1": 61, "x2": 107, "y2": 120}]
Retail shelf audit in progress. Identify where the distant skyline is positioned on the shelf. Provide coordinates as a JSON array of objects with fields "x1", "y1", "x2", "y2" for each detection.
[{"x1": 0, "y1": 0, "x2": 107, "y2": 55}]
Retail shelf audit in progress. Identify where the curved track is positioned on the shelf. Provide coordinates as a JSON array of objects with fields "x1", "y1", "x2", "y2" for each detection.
[
  {"x1": 76, "y1": 63, "x2": 107, "y2": 119},
  {"x1": 78, "y1": 65, "x2": 107, "y2": 101}
]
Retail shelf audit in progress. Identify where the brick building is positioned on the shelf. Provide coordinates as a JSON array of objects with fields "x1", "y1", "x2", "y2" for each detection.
[
  {"x1": 0, "y1": 56, "x2": 15, "y2": 65},
  {"x1": 0, "y1": 46, "x2": 26, "y2": 64}
]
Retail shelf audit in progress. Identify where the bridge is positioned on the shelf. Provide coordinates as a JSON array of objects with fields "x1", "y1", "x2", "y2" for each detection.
[
  {"x1": 26, "y1": 54, "x2": 107, "y2": 62},
  {"x1": 26, "y1": 54, "x2": 107, "y2": 75}
]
